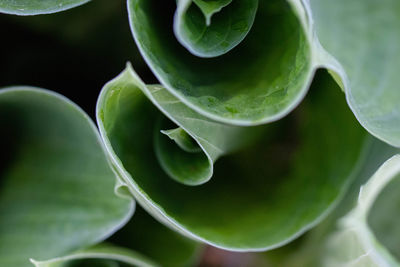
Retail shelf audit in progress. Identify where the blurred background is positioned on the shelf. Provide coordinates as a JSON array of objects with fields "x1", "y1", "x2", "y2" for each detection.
[{"x1": 0, "y1": 1, "x2": 310, "y2": 266}]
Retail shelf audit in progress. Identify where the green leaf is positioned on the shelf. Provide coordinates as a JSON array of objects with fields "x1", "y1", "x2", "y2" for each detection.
[
  {"x1": 174, "y1": 0, "x2": 257, "y2": 57},
  {"x1": 0, "y1": 0, "x2": 90, "y2": 15},
  {"x1": 192, "y1": 0, "x2": 232, "y2": 25},
  {"x1": 0, "y1": 87, "x2": 134, "y2": 267},
  {"x1": 128, "y1": 0, "x2": 400, "y2": 147},
  {"x1": 323, "y1": 155, "x2": 400, "y2": 266},
  {"x1": 32, "y1": 206, "x2": 201, "y2": 267},
  {"x1": 97, "y1": 65, "x2": 367, "y2": 251},
  {"x1": 98, "y1": 64, "x2": 261, "y2": 186},
  {"x1": 257, "y1": 138, "x2": 400, "y2": 267},
  {"x1": 128, "y1": 0, "x2": 314, "y2": 125},
  {"x1": 30, "y1": 245, "x2": 158, "y2": 267},
  {"x1": 309, "y1": 0, "x2": 400, "y2": 147}
]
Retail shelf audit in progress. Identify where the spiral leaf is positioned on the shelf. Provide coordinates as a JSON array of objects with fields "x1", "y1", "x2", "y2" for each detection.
[
  {"x1": 96, "y1": 65, "x2": 367, "y2": 251},
  {"x1": 128, "y1": 0, "x2": 400, "y2": 146}
]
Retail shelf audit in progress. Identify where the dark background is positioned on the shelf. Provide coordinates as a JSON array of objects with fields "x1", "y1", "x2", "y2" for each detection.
[{"x1": 0, "y1": 0, "x2": 156, "y2": 119}]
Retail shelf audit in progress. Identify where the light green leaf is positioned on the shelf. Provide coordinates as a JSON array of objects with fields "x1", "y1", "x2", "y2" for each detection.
[
  {"x1": 160, "y1": 127, "x2": 202, "y2": 153},
  {"x1": 192, "y1": 0, "x2": 232, "y2": 25},
  {"x1": 97, "y1": 65, "x2": 368, "y2": 251},
  {"x1": 98, "y1": 64, "x2": 261, "y2": 186},
  {"x1": 0, "y1": 0, "x2": 90, "y2": 15},
  {"x1": 309, "y1": 0, "x2": 400, "y2": 147},
  {"x1": 0, "y1": 88, "x2": 134, "y2": 267},
  {"x1": 323, "y1": 155, "x2": 400, "y2": 267}
]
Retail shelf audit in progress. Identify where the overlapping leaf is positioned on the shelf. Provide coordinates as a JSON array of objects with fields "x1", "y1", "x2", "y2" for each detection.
[
  {"x1": 0, "y1": 88, "x2": 134, "y2": 266},
  {"x1": 32, "y1": 207, "x2": 201, "y2": 267},
  {"x1": 1, "y1": 0, "x2": 399, "y2": 261},
  {"x1": 323, "y1": 155, "x2": 400, "y2": 266},
  {"x1": 257, "y1": 138, "x2": 400, "y2": 267},
  {"x1": 97, "y1": 65, "x2": 368, "y2": 251},
  {"x1": 128, "y1": 0, "x2": 314, "y2": 126},
  {"x1": 128, "y1": 0, "x2": 400, "y2": 146},
  {"x1": 0, "y1": 87, "x2": 200, "y2": 266}
]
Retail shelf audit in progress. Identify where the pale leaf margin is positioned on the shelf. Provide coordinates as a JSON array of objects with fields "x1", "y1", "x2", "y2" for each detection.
[
  {"x1": 0, "y1": 87, "x2": 135, "y2": 266},
  {"x1": 30, "y1": 244, "x2": 158, "y2": 267},
  {"x1": 128, "y1": 0, "x2": 400, "y2": 147},
  {"x1": 0, "y1": 0, "x2": 91, "y2": 15},
  {"x1": 323, "y1": 155, "x2": 400, "y2": 267}
]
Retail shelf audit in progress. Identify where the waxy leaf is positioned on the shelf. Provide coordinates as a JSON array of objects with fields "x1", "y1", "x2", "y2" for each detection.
[
  {"x1": 128, "y1": 0, "x2": 400, "y2": 147},
  {"x1": 0, "y1": 0, "x2": 90, "y2": 15},
  {"x1": 323, "y1": 155, "x2": 400, "y2": 267},
  {"x1": 192, "y1": 0, "x2": 232, "y2": 25},
  {"x1": 259, "y1": 138, "x2": 400, "y2": 267},
  {"x1": 97, "y1": 65, "x2": 367, "y2": 251},
  {"x1": 174, "y1": 0, "x2": 258, "y2": 57},
  {"x1": 0, "y1": 88, "x2": 134, "y2": 266},
  {"x1": 128, "y1": 0, "x2": 314, "y2": 125},
  {"x1": 309, "y1": 0, "x2": 400, "y2": 147}
]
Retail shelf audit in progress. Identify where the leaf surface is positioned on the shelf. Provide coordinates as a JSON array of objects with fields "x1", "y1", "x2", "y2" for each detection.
[
  {"x1": 309, "y1": 0, "x2": 400, "y2": 147},
  {"x1": 128, "y1": 0, "x2": 314, "y2": 125},
  {"x1": 97, "y1": 66, "x2": 367, "y2": 251},
  {"x1": 0, "y1": 0, "x2": 90, "y2": 15},
  {"x1": 323, "y1": 155, "x2": 400, "y2": 266},
  {"x1": 128, "y1": 0, "x2": 400, "y2": 146},
  {"x1": 174, "y1": 0, "x2": 258, "y2": 57},
  {"x1": 0, "y1": 88, "x2": 134, "y2": 266}
]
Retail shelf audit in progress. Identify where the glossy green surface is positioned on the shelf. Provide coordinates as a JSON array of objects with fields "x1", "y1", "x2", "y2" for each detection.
[{"x1": 97, "y1": 66, "x2": 367, "y2": 251}]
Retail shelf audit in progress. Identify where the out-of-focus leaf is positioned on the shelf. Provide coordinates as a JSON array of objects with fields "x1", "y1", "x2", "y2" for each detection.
[
  {"x1": 97, "y1": 65, "x2": 367, "y2": 251},
  {"x1": 33, "y1": 206, "x2": 202, "y2": 267},
  {"x1": 258, "y1": 138, "x2": 400, "y2": 267},
  {"x1": 0, "y1": 0, "x2": 90, "y2": 15},
  {"x1": 108, "y1": 207, "x2": 202, "y2": 267},
  {"x1": 30, "y1": 245, "x2": 158, "y2": 267},
  {"x1": 0, "y1": 88, "x2": 134, "y2": 266},
  {"x1": 323, "y1": 155, "x2": 400, "y2": 267},
  {"x1": 309, "y1": 0, "x2": 400, "y2": 147}
]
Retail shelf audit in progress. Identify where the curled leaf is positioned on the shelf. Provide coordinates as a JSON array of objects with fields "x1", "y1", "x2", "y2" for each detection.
[
  {"x1": 324, "y1": 155, "x2": 400, "y2": 266},
  {"x1": 174, "y1": 0, "x2": 258, "y2": 57},
  {"x1": 128, "y1": 0, "x2": 400, "y2": 146},
  {"x1": 96, "y1": 65, "x2": 367, "y2": 251},
  {"x1": 128, "y1": 0, "x2": 314, "y2": 125}
]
